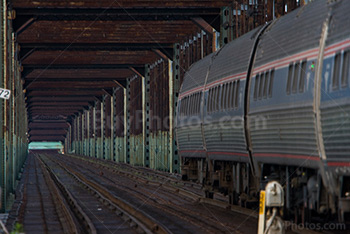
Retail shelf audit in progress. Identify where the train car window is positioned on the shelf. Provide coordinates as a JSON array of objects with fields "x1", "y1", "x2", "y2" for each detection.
[
  {"x1": 180, "y1": 99, "x2": 183, "y2": 116},
  {"x1": 332, "y1": 52, "x2": 341, "y2": 90},
  {"x1": 209, "y1": 89, "x2": 213, "y2": 113},
  {"x1": 183, "y1": 97, "x2": 187, "y2": 116},
  {"x1": 194, "y1": 94, "x2": 197, "y2": 115},
  {"x1": 198, "y1": 92, "x2": 202, "y2": 114},
  {"x1": 341, "y1": 50, "x2": 349, "y2": 88},
  {"x1": 227, "y1": 82, "x2": 232, "y2": 108},
  {"x1": 253, "y1": 74, "x2": 259, "y2": 101},
  {"x1": 263, "y1": 71, "x2": 269, "y2": 98},
  {"x1": 213, "y1": 86, "x2": 217, "y2": 112},
  {"x1": 299, "y1": 60, "x2": 307, "y2": 93},
  {"x1": 195, "y1": 93, "x2": 199, "y2": 114},
  {"x1": 286, "y1": 63, "x2": 293, "y2": 95},
  {"x1": 221, "y1": 84, "x2": 225, "y2": 110},
  {"x1": 231, "y1": 81, "x2": 236, "y2": 108},
  {"x1": 186, "y1": 97, "x2": 190, "y2": 116},
  {"x1": 197, "y1": 93, "x2": 201, "y2": 114},
  {"x1": 216, "y1": 86, "x2": 221, "y2": 111},
  {"x1": 224, "y1": 83, "x2": 229, "y2": 109},
  {"x1": 207, "y1": 89, "x2": 211, "y2": 113},
  {"x1": 192, "y1": 94, "x2": 196, "y2": 115},
  {"x1": 210, "y1": 88, "x2": 214, "y2": 113},
  {"x1": 292, "y1": 62, "x2": 300, "y2": 93},
  {"x1": 235, "y1": 80, "x2": 240, "y2": 108},
  {"x1": 258, "y1": 72, "x2": 264, "y2": 99},
  {"x1": 268, "y1": 69, "x2": 275, "y2": 98},
  {"x1": 181, "y1": 98, "x2": 186, "y2": 116}
]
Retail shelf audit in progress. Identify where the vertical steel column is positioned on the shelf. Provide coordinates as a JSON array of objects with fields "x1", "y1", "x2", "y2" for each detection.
[
  {"x1": 220, "y1": 6, "x2": 233, "y2": 47},
  {"x1": 170, "y1": 44, "x2": 181, "y2": 173},
  {"x1": 77, "y1": 115, "x2": 81, "y2": 154},
  {"x1": 112, "y1": 88, "x2": 117, "y2": 161},
  {"x1": 76, "y1": 116, "x2": 79, "y2": 154},
  {"x1": 0, "y1": 0, "x2": 5, "y2": 212},
  {"x1": 73, "y1": 117, "x2": 77, "y2": 153},
  {"x1": 81, "y1": 112, "x2": 85, "y2": 155},
  {"x1": 109, "y1": 95, "x2": 114, "y2": 161},
  {"x1": 85, "y1": 109, "x2": 89, "y2": 156},
  {"x1": 92, "y1": 102, "x2": 97, "y2": 158},
  {"x1": 101, "y1": 95, "x2": 106, "y2": 159},
  {"x1": 125, "y1": 79, "x2": 131, "y2": 164},
  {"x1": 95, "y1": 100, "x2": 102, "y2": 159},
  {"x1": 79, "y1": 114, "x2": 83, "y2": 154},
  {"x1": 143, "y1": 65, "x2": 150, "y2": 167},
  {"x1": 2, "y1": 0, "x2": 9, "y2": 210}
]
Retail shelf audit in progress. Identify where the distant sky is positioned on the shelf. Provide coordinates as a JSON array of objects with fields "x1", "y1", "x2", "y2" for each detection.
[{"x1": 28, "y1": 142, "x2": 63, "y2": 149}]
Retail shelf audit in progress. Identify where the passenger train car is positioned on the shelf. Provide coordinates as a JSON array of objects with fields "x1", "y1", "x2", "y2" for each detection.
[{"x1": 176, "y1": 0, "x2": 350, "y2": 222}]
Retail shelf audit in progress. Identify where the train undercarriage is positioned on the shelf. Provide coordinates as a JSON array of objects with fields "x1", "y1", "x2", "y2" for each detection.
[{"x1": 181, "y1": 157, "x2": 349, "y2": 224}]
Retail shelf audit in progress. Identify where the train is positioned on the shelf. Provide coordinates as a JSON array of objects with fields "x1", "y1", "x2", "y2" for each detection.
[{"x1": 176, "y1": 0, "x2": 350, "y2": 223}]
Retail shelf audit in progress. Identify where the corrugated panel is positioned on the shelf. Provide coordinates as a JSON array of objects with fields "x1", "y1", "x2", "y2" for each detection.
[
  {"x1": 207, "y1": 26, "x2": 261, "y2": 84},
  {"x1": 250, "y1": 106, "x2": 319, "y2": 162},
  {"x1": 180, "y1": 53, "x2": 214, "y2": 93},
  {"x1": 204, "y1": 121, "x2": 246, "y2": 153},
  {"x1": 321, "y1": 102, "x2": 350, "y2": 161},
  {"x1": 255, "y1": 0, "x2": 328, "y2": 67},
  {"x1": 326, "y1": 0, "x2": 350, "y2": 45},
  {"x1": 176, "y1": 125, "x2": 203, "y2": 151}
]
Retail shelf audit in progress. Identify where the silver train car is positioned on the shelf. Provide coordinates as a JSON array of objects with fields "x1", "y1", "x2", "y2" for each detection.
[{"x1": 176, "y1": 0, "x2": 350, "y2": 222}]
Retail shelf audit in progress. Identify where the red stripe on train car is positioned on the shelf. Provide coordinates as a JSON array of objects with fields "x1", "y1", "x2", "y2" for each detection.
[
  {"x1": 179, "y1": 150, "x2": 206, "y2": 153},
  {"x1": 254, "y1": 153, "x2": 320, "y2": 161},
  {"x1": 327, "y1": 162, "x2": 350, "y2": 167},
  {"x1": 207, "y1": 152, "x2": 248, "y2": 157}
]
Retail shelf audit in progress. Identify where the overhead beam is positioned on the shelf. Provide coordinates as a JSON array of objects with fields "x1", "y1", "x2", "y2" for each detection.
[
  {"x1": 24, "y1": 78, "x2": 127, "y2": 82},
  {"x1": 25, "y1": 81, "x2": 118, "y2": 89},
  {"x1": 191, "y1": 17, "x2": 216, "y2": 35},
  {"x1": 23, "y1": 64, "x2": 144, "y2": 70},
  {"x1": 19, "y1": 43, "x2": 173, "y2": 51},
  {"x1": 14, "y1": 8, "x2": 220, "y2": 21},
  {"x1": 152, "y1": 49, "x2": 172, "y2": 60},
  {"x1": 129, "y1": 67, "x2": 145, "y2": 78}
]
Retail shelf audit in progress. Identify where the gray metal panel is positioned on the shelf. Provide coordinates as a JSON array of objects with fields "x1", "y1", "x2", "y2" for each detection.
[
  {"x1": 180, "y1": 53, "x2": 214, "y2": 93},
  {"x1": 255, "y1": 0, "x2": 328, "y2": 67},
  {"x1": 249, "y1": 105, "x2": 319, "y2": 168},
  {"x1": 207, "y1": 26, "x2": 262, "y2": 84},
  {"x1": 204, "y1": 121, "x2": 247, "y2": 154},
  {"x1": 176, "y1": 125, "x2": 204, "y2": 151},
  {"x1": 326, "y1": 0, "x2": 350, "y2": 46},
  {"x1": 321, "y1": 101, "x2": 350, "y2": 161}
]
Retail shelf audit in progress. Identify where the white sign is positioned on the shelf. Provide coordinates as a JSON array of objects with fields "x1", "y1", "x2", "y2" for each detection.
[{"x1": 0, "y1": 88, "x2": 11, "y2": 99}]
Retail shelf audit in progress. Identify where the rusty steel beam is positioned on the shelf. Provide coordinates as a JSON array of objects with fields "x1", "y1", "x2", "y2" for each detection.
[
  {"x1": 25, "y1": 81, "x2": 118, "y2": 89},
  {"x1": 191, "y1": 17, "x2": 215, "y2": 35},
  {"x1": 19, "y1": 43, "x2": 173, "y2": 51},
  {"x1": 27, "y1": 96, "x2": 97, "y2": 101},
  {"x1": 24, "y1": 78, "x2": 127, "y2": 82},
  {"x1": 13, "y1": 1, "x2": 232, "y2": 8},
  {"x1": 26, "y1": 89, "x2": 106, "y2": 97},
  {"x1": 15, "y1": 7, "x2": 220, "y2": 18},
  {"x1": 28, "y1": 102, "x2": 90, "y2": 107},
  {"x1": 28, "y1": 123, "x2": 69, "y2": 128},
  {"x1": 29, "y1": 136, "x2": 66, "y2": 141},
  {"x1": 29, "y1": 130, "x2": 67, "y2": 135},
  {"x1": 15, "y1": 17, "x2": 36, "y2": 35}
]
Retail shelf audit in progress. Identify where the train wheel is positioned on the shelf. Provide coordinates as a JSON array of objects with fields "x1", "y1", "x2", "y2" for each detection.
[{"x1": 205, "y1": 190, "x2": 214, "y2": 199}]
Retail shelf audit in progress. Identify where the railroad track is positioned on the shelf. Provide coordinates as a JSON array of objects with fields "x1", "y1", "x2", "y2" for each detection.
[
  {"x1": 44, "y1": 153, "x2": 259, "y2": 234},
  {"x1": 37, "y1": 153, "x2": 169, "y2": 234},
  {"x1": 65, "y1": 153, "x2": 256, "y2": 217},
  {"x1": 16, "y1": 154, "x2": 78, "y2": 234}
]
